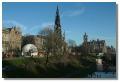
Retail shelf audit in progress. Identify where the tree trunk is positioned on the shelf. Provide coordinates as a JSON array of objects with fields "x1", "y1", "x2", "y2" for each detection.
[{"x1": 46, "y1": 53, "x2": 49, "y2": 65}]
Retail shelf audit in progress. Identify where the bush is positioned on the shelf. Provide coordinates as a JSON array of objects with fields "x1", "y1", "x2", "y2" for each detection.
[{"x1": 3, "y1": 54, "x2": 97, "y2": 78}]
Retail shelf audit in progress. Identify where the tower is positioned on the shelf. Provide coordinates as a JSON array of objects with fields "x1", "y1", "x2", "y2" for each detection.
[
  {"x1": 54, "y1": 6, "x2": 62, "y2": 39},
  {"x1": 54, "y1": 6, "x2": 64, "y2": 55},
  {"x1": 83, "y1": 32, "x2": 88, "y2": 43},
  {"x1": 83, "y1": 32, "x2": 88, "y2": 53}
]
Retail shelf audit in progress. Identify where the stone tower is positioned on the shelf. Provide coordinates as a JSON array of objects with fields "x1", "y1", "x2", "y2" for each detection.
[
  {"x1": 54, "y1": 6, "x2": 62, "y2": 39},
  {"x1": 83, "y1": 32, "x2": 88, "y2": 53},
  {"x1": 54, "y1": 6, "x2": 64, "y2": 55},
  {"x1": 83, "y1": 32, "x2": 88, "y2": 43}
]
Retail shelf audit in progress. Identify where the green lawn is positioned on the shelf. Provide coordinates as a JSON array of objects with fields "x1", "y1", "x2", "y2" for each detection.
[{"x1": 2, "y1": 54, "x2": 97, "y2": 78}]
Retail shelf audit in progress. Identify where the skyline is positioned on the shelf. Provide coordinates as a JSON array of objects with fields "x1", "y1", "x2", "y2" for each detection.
[{"x1": 2, "y1": 2, "x2": 116, "y2": 47}]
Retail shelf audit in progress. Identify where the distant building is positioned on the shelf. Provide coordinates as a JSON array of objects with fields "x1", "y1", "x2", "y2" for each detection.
[
  {"x1": 22, "y1": 35, "x2": 45, "y2": 50},
  {"x1": 34, "y1": 35, "x2": 45, "y2": 51},
  {"x1": 82, "y1": 32, "x2": 107, "y2": 54},
  {"x1": 2, "y1": 27, "x2": 22, "y2": 57},
  {"x1": 106, "y1": 46, "x2": 116, "y2": 54},
  {"x1": 105, "y1": 46, "x2": 116, "y2": 60}
]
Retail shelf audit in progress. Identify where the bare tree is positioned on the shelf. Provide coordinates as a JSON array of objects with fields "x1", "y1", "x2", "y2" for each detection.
[
  {"x1": 39, "y1": 26, "x2": 68, "y2": 64},
  {"x1": 39, "y1": 27, "x2": 54, "y2": 64}
]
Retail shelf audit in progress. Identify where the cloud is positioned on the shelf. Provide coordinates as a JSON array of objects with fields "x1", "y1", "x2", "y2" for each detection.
[
  {"x1": 41, "y1": 22, "x2": 54, "y2": 28},
  {"x1": 3, "y1": 20, "x2": 28, "y2": 35},
  {"x1": 62, "y1": 7, "x2": 85, "y2": 17},
  {"x1": 68, "y1": 10, "x2": 84, "y2": 17},
  {"x1": 2, "y1": 20, "x2": 54, "y2": 35},
  {"x1": 27, "y1": 22, "x2": 54, "y2": 34}
]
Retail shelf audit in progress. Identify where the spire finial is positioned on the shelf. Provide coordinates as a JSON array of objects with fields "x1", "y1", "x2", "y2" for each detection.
[
  {"x1": 57, "y1": 5, "x2": 59, "y2": 10},
  {"x1": 56, "y1": 5, "x2": 59, "y2": 15}
]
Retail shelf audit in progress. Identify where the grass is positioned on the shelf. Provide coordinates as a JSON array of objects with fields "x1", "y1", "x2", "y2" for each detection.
[{"x1": 2, "y1": 54, "x2": 97, "y2": 78}]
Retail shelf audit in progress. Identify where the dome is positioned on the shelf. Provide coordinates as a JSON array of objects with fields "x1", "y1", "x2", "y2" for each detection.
[{"x1": 22, "y1": 44, "x2": 38, "y2": 56}]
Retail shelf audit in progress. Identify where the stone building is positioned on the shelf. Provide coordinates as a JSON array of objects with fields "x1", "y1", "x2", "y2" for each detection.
[
  {"x1": 2, "y1": 27, "x2": 22, "y2": 57},
  {"x1": 82, "y1": 32, "x2": 107, "y2": 54},
  {"x1": 34, "y1": 35, "x2": 45, "y2": 51},
  {"x1": 105, "y1": 46, "x2": 116, "y2": 60},
  {"x1": 106, "y1": 46, "x2": 116, "y2": 54},
  {"x1": 22, "y1": 35, "x2": 45, "y2": 50}
]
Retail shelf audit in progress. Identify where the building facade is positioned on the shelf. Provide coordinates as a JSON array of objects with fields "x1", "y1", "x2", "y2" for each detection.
[
  {"x1": 2, "y1": 27, "x2": 22, "y2": 57},
  {"x1": 82, "y1": 32, "x2": 107, "y2": 54}
]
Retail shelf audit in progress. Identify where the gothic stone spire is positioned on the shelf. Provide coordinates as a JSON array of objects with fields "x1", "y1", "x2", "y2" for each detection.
[
  {"x1": 55, "y1": 6, "x2": 61, "y2": 28},
  {"x1": 54, "y1": 6, "x2": 62, "y2": 38}
]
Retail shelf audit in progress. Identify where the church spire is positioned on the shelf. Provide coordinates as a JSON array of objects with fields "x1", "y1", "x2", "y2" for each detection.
[
  {"x1": 55, "y1": 5, "x2": 61, "y2": 28},
  {"x1": 54, "y1": 6, "x2": 62, "y2": 38},
  {"x1": 56, "y1": 5, "x2": 59, "y2": 15}
]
